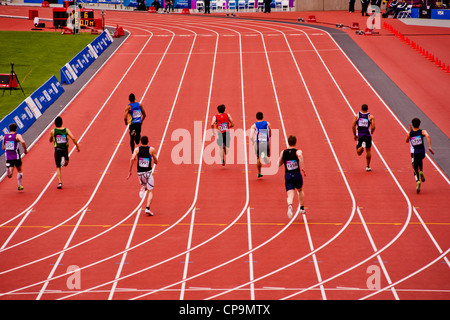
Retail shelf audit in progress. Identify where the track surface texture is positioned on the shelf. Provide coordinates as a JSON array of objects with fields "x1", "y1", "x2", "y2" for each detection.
[{"x1": 0, "y1": 7, "x2": 449, "y2": 301}]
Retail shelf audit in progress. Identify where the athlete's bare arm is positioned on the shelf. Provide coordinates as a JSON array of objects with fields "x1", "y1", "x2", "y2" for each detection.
[
  {"x1": 249, "y1": 123, "x2": 256, "y2": 144},
  {"x1": 297, "y1": 149, "x2": 306, "y2": 176},
  {"x1": 16, "y1": 134, "x2": 27, "y2": 154},
  {"x1": 210, "y1": 115, "x2": 217, "y2": 129},
  {"x1": 124, "y1": 106, "x2": 131, "y2": 125},
  {"x1": 140, "y1": 104, "x2": 146, "y2": 121},
  {"x1": 150, "y1": 147, "x2": 158, "y2": 165},
  {"x1": 278, "y1": 150, "x2": 284, "y2": 167},
  {"x1": 369, "y1": 114, "x2": 375, "y2": 135},
  {"x1": 352, "y1": 115, "x2": 358, "y2": 140},
  {"x1": 66, "y1": 128, "x2": 80, "y2": 152},
  {"x1": 228, "y1": 113, "x2": 235, "y2": 128},
  {"x1": 422, "y1": 130, "x2": 434, "y2": 154}
]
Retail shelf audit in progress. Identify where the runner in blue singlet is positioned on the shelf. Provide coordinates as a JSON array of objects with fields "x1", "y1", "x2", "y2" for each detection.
[
  {"x1": 250, "y1": 112, "x2": 272, "y2": 178},
  {"x1": 124, "y1": 93, "x2": 146, "y2": 153}
]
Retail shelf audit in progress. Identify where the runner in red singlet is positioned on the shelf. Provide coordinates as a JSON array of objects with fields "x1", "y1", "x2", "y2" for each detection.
[{"x1": 210, "y1": 104, "x2": 234, "y2": 166}]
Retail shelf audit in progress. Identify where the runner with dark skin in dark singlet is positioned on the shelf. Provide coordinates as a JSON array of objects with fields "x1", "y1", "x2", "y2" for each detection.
[
  {"x1": 405, "y1": 117, "x2": 434, "y2": 194},
  {"x1": 352, "y1": 104, "x2": 375, "y2": 171}
]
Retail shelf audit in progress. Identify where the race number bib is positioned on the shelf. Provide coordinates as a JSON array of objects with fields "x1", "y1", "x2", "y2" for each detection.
[
  {"x1": 257, "y1": 131, "x2": 268, "y2": 142},
  {"x1": 56, "y1": 134, "x2": 68, "y2": 144},
  {"x1": 410, "y1": 136, "x2": 423, "y2": 146},
  {"x1": 218, "y1": 122, "x2": 228, "y2": 132},
  {"x1": 132, "y1": 110, "x2": 142, "y2": 120},
  {"x1": 286, "y1": 160, "x2": 299, "y2": 171},
  {"x1": 5, "y1": 141, "x2": 15, "y2": 151},
  {"x1": 358, "y1": 118, "x2": 369, "y2": 127},
  {"x1": 139, "y1": 157, "x2": 150, "y2": 168}
]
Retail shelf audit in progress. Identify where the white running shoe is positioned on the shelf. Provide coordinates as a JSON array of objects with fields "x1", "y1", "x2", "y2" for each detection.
[
  {"x1": 145, "y1": 208, "x2": 154, "y2": 216},
  {"x1": 287, "y1": 204, "x2": 293, "y2": 219},
  {"x1": 139, "y1": 187, "x2": 146, "y2": 199}
]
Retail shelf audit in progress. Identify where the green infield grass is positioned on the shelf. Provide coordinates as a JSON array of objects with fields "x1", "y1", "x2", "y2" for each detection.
[{"x1": 0, "y1": 30, "x2": 97, "y2": 120}]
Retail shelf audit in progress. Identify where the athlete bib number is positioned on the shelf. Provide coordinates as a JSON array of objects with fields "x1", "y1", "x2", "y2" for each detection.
[
  {"x1": 139, "y1": 157, "x2": 150, "y2": 168},
  {"x1": 218, "y1": 122, "x2": 228, "y2": 133},
  {"x1": 410, "y1": 136, "x2": 423, "y2": 146},
  {"x1": 286, "y1": 160, "x2": 299, "y2": 171},
  {"x1": 358, "y1": 118, "x2": 369, "y2": 127},
  {"x1": 257, "y1": 131, "x2": 268, "y2": 142},
  {"x1": 5, "y1": 141, "x2": 15, "y2": 151},
  {"x1": 56, "y1": 134, "x2": 68, "y2": 144},
  {"x1": 132, "y1": 110, "x2": 142, "y2": 120}
]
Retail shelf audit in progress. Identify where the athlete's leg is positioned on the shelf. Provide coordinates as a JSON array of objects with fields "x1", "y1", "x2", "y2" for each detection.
[
  {"x1": 286, "y1": 189, "x2": 295, "y2": 206},
  {"x1": 356, "y1": 146, "x2": 364, "y2": 156},
  {"x1": 6, "y1": 165, "x2": 13, "y2": 178},
  {"x1": 56, "y1": 167, "x2": 62, "y2": 183},
  {"x1": 146, "y1": 190, "x2": 153, "y2": 209},
  {"x1": 145, "y1": 174, "x2": 155, "y2": 215},
  {"x1": 411, "y1": 154, "x2": 420, "y2": 181},
  {"x1": 366, "y1": 148, "x2": 371, "y2": 167},
  {"x1": 297, "y1": 187, "x2": 304, "y2": 208},
  {"x1": 356, "y1": 137, "x2": 364, "y2": 156},
  {"x1": 17, "y1": 165, "x2": 23, "y2": 188},
  {"x1": 256, "y1": 157, "x2": 262, "y2": 176},
  {"x1": 129, "y1": 131, "x2": 135, "y2": 153},
  {"x1": 418, "y1": 154, "x2": 425, "y2": 182},
  {"x1": 286, "y1": 189, "x2": 295, "y2": 218},
  {"x1": 411, "y1": 153, "x2": 422, "y2": 193}
]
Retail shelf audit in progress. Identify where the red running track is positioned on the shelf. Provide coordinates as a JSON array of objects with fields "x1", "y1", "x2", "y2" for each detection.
[{"x1": 0, "y1": 9, "x2": 449, "y2": 300}]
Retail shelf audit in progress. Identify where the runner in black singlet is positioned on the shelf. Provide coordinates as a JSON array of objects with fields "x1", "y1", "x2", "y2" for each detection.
[
  {"x1": 127, "y1": 135, "x2": 158, "y2": 215},
  {"x1": 278, "y1": 135, "x2": 306, "y2": 219}
]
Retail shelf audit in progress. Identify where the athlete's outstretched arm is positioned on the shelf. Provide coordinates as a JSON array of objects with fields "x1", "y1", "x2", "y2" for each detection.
[{"x1": 423, "y1": 130, "x2": 434, "y2": 154}]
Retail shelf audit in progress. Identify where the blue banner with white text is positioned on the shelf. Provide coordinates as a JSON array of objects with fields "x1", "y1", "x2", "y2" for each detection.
[{"x1": 0, "y1": 76, "x2": 64, "y2": 157}]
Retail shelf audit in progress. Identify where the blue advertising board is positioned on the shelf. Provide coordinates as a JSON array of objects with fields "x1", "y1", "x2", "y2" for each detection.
[
  {"x1": 60, "y1": 30, "x2": 113, "y2": 84},
  {"x1": 0, "y1": 76, "x2": 64, "y2": 156}
]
